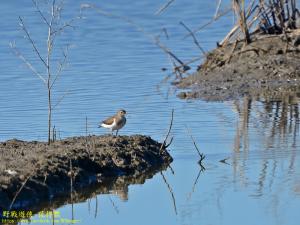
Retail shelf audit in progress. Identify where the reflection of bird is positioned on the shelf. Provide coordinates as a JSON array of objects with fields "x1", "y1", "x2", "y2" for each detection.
[{"x1": 99, "y1": 109, "x2": 127, "y2": 136}]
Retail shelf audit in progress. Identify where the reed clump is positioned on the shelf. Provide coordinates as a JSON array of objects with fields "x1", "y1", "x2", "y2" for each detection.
[{"x1": 224, "y1": 0, "x2": 300, "y2": 45}]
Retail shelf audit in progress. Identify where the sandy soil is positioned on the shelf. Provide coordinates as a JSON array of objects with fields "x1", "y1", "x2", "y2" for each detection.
[
  {"x1": 0, "y1": 135, "x2": 172, "y2": 211},
  {"x1": 175, "y1": 29, "x2": 300, "y2": 101}
]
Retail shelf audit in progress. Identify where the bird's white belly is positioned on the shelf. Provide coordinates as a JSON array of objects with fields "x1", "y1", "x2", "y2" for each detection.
[{"x1": 101, "y1": 119, "x2": 117, "y2": 130}]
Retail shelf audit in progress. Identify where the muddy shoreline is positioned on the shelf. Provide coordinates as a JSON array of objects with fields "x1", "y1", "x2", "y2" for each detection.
[
  {"x1": 0, "y1": 135, "x2": 172, "y2": 211},
  {"x1": 176, "y1": 29, "x2": 300, "y2": 101}
]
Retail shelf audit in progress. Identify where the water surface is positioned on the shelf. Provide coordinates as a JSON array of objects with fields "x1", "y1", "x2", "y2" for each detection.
[{"x1": 0, "y1": 1, "x2": 299, "y2": 225}]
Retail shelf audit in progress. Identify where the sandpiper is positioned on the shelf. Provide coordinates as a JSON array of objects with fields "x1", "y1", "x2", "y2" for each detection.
[{"x1": 99, "y1": 109, "x2": 127, "y2": 136}]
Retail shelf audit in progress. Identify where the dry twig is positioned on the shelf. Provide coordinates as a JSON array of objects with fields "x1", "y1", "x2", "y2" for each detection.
[
  {"x1": 160, "y1": 109, "x2": 174, "y2": 152},
  {"x1": 155, "y1": 0, "x2": 176, "y2": 15},
  {"x1": 180, "y1": 21, "x2": 206, "y2": 55},
  {"x1": 185, "y1": 126, "x2": 206, "y2": 169}
]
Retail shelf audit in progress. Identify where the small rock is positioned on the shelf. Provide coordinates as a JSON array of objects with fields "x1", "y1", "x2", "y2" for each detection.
[{"x1": 177, "y1": 92, "x2": 187, "y2": 99}]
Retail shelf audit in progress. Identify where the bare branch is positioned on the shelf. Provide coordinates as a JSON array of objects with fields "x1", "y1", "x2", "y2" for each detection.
[
  {"x1": 183, "y1": 7, "x2": 232, "y2": 39},
  {"x1": 53, "y1": 89, "x2": 70, "y2": 109},
  {"x1": 179, "y1": 21, "x2": 206, "y2": 55},
  {"x1": 19, "y1": 16, "x2": 48, "y2": 68},
  {"x1": 51, "y1": 18, "x2": 76, "y2": 36},
  {"x1": 32, "y1": 0, "x2": 50, "y2": 26},
  {"x1": 185, "y1": 126, "x2": 206, "y2": 168},
  {"x1": 51, "y1": 45, "x2": 69, "y2": 89},
  {"x1": 155, "y1": 37, "x2": 189, "y2": 68},
  {"x1": 10, "y1": 42, "x2": 47, "y2": 84},
  {"x1": 156, "y1": 27, "x2": 169, "y2": 40},
  {"x1": 160, "y1": 109, "x2": 174, "y2": 152},
  {"x1": 155, "y1": 0, "x2": 176, "y2": 15},
  {"x1": 185, "y1": 126, "x2": 202, "y2": 157},
  {"x1": 215, "y1": 0, "x2": 223, "y2": 18}
]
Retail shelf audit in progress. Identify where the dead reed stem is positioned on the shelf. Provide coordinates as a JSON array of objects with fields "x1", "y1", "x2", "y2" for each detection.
[
  {"x1": 233, "y1": 0, "x2": 251, "y2": 44},
  {"x1": 179, "y1": 21, "x2": 206, "y2": 55},
  {"x1": 183, "y1": 7, "x2": 232, "y2": 40}
]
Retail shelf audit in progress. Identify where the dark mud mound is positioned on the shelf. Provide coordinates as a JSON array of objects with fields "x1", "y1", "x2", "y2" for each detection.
[
  {"x1": 0, "y1": 135, "x2": 172, "y2": 210},
  {"x1": 176, "y1": 29, "x2": 300, "y2": 101}
]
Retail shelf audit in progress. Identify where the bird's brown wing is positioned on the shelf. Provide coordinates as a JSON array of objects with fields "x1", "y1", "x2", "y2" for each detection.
[{"x1": 102, "y1": 115, "x2": 115, "y2": 125}]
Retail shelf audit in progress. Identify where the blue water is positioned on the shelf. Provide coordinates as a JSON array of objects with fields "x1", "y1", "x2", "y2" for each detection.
[{"x1": 0, "y1": 1, "x2": 300, "y2": 225}]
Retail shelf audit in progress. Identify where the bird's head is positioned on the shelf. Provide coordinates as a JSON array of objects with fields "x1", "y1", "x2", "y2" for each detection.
[{"x1": 118, "y1": 109, "x2": 127, "y2": 116}]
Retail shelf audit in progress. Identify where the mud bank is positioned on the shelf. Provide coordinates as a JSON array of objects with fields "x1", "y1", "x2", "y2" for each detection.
[
  {"x1": 176, "y1": 29, "x2": 300, "y2": 101},
  {"x1": 0, "y1": 135, "x2": 172, "y2": 210}
]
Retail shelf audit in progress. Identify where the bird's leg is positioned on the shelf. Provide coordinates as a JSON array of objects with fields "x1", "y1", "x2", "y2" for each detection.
[{"x1": 116, "y1": 130, "x2": 119, "y2": 137}]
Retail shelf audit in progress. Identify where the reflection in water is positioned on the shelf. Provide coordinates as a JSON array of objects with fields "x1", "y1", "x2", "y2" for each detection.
[
  {"x1": 232, "y1": 92, "x2": 300, "y2": 196},
  {"x1": 10, "y1": 164, "x2": 169, "y2": 225},
  {"x1": 160, "y1": 171, "x2": 177, "y2": 215},
  {"x1": 233, "y1": 92, "x2": 299, "y2": 151},
  {"x1": 179, "y1": 93, "x2": 299, "y2": 225},
  {"x1": 187, "y1": 167, "x2": 203, "y2": 201},
  {"x1": 108, "y1": 196, "x2": 119, "y2": 214}
]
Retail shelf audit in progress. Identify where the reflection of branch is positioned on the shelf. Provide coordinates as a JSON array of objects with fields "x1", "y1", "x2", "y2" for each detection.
[
  {"x1": 94, "y1": 196, "x2": 98, "y2": 218},
  {"x1": 9, "y1": 173, "x2": 33, "y2": 209},
  {"x1": 168, "y1": 164, "x2": 175, "y2": 175},
  {"x1": 187, "y1": 168, "x2": 203, "y2": 200},
  {"x1": 108, "y1": 195, "x2": 119, "y2": 214},
  {"x1": 160, "y1": 109, "x2": 174, "y2": 152},
  {"x1": 160, "y1": 172, "x2": 177, "y2": 215},
  {"x1": 256, "y1": 160, "x2": 268, "y2": 196}
]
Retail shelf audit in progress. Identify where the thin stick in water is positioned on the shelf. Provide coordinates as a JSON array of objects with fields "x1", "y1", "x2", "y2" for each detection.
[
  {"x1": 185, "y1": 126, "x2": 206, "y2": 168},
  {"x1": 160, "y1": 109, "x2": 174, "y2": 152}
]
